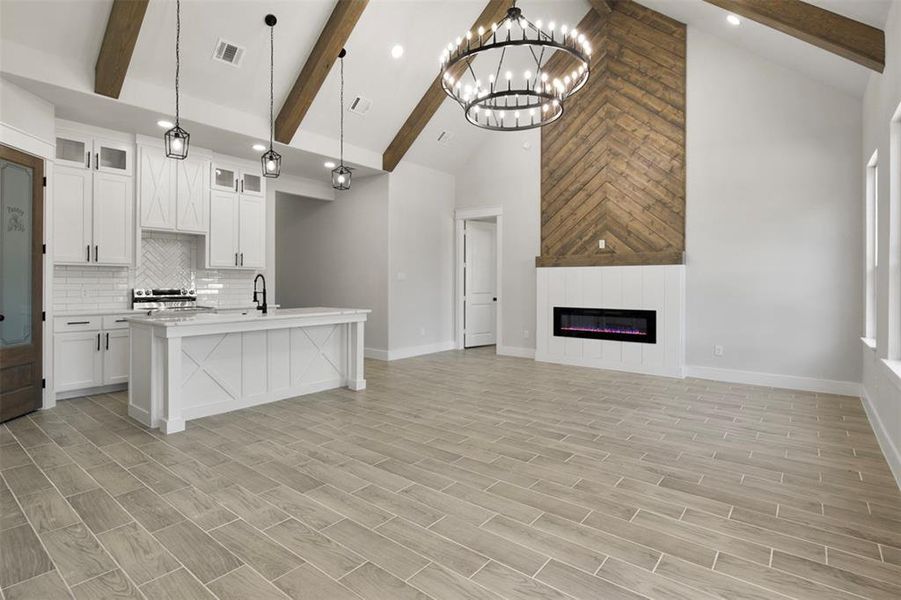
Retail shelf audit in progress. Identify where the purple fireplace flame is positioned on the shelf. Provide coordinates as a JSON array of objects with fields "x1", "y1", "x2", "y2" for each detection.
[{"x1": 553, "y1": 307, "x2": 656, "y2": 344}]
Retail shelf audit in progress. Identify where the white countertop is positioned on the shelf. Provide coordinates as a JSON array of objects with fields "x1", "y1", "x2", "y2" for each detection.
[
  {"x1": 126, "y1": 307, "x2": 370, "y2": 328},
  {"x1": 54, "y1": 304, "x2": 279, "y2": 318}
]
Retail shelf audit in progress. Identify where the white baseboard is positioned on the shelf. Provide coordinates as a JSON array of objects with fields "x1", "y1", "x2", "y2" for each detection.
[
  {"x1": 56, "y1": 383, "x2": 128, "y2": 401},
  {"x1": 366, "y1": 341, "x2": 457, "y2": 361},
  {"x1": 535, "y1": 353, "x2": 685, "y2": 379},
  {"x1": 497, "y1": 346, "x2": 535, "y2": 359},
  {"x1": 685, "y1": 365, "x2": 862, "y2": 396},
  {"x1": 860, "y1": 385, "x2": 901, "y2": 491}
]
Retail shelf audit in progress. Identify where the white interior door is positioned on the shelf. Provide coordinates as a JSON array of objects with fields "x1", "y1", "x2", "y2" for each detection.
[{"x1": 464, "y1": 220, "x2": 497, "y2": 348}]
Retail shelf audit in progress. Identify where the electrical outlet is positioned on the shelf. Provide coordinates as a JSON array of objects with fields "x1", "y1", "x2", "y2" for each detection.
[
  {"x1": 598, "y1": 239, "x2": 606, "y2": 249},
  {"x1": 714, "y1": 345, "x2": 724, "y2": 357},
  {"x1": 522, "y1": 329, "x2": 529, "y2": 339}
]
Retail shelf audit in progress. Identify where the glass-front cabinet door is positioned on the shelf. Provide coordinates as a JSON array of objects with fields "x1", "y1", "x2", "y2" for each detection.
[
  {"x1": 241, "y1": 171, "x2": 263, "y2": 196},
  {"x1": 211, "y1": 161, "x2": 239, "y2": 192},
  {"x1": 94, "y1": 138, "x2": 132, "y2": 177},
  {"x1": 55, "y1": 131, "x2": 92, "y2": 170}
]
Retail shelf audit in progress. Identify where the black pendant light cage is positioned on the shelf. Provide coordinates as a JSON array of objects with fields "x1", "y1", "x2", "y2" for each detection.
[
  {"x1": 262, "y1": 13, "x2": 281, "y2": 178},
  {"x1": 165, "y1": 0, "x2": 190, "y2": 159},
  {"x1": 439, "y1": 2, "x2": 591, "y2": 132},
  {"x1": 331, "y1": 48, "x2": 353, "y2": 190}
]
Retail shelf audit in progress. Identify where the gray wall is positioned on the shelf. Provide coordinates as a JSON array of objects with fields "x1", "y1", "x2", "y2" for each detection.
[{"x1": 275, "y1": 175, "x2": 389, "y2": 353}]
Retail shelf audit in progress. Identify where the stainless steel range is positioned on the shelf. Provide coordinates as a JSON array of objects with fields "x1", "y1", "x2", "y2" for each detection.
[{"x1": 132, "y1": 288, "x2": 215, "y2": 315}]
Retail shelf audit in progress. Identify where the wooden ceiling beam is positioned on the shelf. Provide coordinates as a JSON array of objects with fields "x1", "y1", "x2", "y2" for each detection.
[
  {"x1": 94, "y1": 0, "x2": 150, "y2": 98},
  {"x1": 702, "y1": 0, "x2": 884, "y2": 72},
  {"x1": 381, "y1": 0, "x2": 513, "y2": 172},
  {"x1": 275, "y1": 0, "x2": 369, "y2": 145},
  {"x1": 588, "y1": 0, "x2": 616, "y2": 14}
]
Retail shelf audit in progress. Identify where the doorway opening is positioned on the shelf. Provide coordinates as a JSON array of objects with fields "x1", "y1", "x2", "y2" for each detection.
[{"x1": 455, "y1": 207, "x2": 502, "y2": 351}]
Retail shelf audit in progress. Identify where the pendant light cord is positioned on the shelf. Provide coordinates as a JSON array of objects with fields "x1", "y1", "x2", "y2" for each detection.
[
  {"x1": 339, "y1": 54, "x2": 344, "y2": 166},
  {"x1": 175, "y1": 0, "x2": 180, "y2": 126},
  {"x1": 269, "y1": 24, "x2": 274, "y2": 150}
]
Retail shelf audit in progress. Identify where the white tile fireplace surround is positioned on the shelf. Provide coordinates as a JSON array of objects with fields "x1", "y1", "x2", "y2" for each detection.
[{"x1": 536, "y1": 265, "x2": 685, "y2": 378}]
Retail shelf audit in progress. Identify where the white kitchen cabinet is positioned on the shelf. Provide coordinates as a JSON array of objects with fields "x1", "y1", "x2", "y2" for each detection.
[
  {"x1": 103, "y1": 330, "x2": 130, "y2": 385},
  {"x1": 138, "y1": 146, "x2": 176, "y2": 230},
  {"x1": 53, "y1": 166, "x2": 93, "y2": 263},
  {"x1": 209, "y1": 191, "x2": 240, "y2": 267},
  {"x1": 54, "y1": 331, "x2": 103, "y2": 392},
  {"x1": 56, "y1": 130, "x2": 132, "y2": 176},
  {"x1": 176, "y1": 158, "x2": 209, "y2": 233},
  {"x1": 211, "y1": 160, "x2": 240, "y2": 192},
  {"x1": 92, "y1": 172, "x2": 133, "y2": 265},
  {"x1": 241, "y1": 171, "x2": 263, "y2": 196},
  {"x1": 238, "y1": 194, "x2": 265, "y2": 268}
]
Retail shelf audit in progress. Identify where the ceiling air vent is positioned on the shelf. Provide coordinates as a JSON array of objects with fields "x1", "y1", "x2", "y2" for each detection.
[
  {"x1": 436, "y1": 130, "x2": 454, "y2": 146},
  {"x1": 348, "y1": 96, "x2": 373, "y2": 116},
  {"x1": 213, "y1": 39, "x2": 246, "y2": 67}
]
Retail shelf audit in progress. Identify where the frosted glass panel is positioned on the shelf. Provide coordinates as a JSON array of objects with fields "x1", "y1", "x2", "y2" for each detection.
[
  {"x1": 243, "y1": 173, "x2": 261, "y2": 193},
  {"x1": 0, "y1": 160, "x2": 33, "y2": 347},
  {"x1": 100, "y1": 146, "x2": 127, "y2": 171},
  {"x1": 56, "y1": 137, "x2": 86, "y2": 164},
  {"x1": 215, "y1": 167, "x2": 236, "y2": 189}
]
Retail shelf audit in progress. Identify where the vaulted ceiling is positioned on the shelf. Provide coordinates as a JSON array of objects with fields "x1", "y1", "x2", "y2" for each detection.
[{"x1": 0, "y1": 0, "x2": 891, "y2": 181}]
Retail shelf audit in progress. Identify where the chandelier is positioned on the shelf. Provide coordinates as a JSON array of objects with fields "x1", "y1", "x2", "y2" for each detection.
[{"x1": 440, "y1": 1, "x2": 591, "y2": 131}]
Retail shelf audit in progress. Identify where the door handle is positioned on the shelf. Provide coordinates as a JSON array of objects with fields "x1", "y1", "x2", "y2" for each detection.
[
  {"x1": 105, "y1": 333, "x2": 109, "y2": 350},
  {"x1": 96, "y1": 333, "x2": 101, "y2": 351}
]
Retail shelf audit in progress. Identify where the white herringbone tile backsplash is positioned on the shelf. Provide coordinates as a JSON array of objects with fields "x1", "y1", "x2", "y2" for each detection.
[{"x1": 54, "y1": 231, "x2": 256, "y2": 313}]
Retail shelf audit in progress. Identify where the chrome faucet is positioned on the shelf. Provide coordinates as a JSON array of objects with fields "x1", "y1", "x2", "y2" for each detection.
[{"x1": 253, "y1": 274, "x2": 268, "y2": 314}]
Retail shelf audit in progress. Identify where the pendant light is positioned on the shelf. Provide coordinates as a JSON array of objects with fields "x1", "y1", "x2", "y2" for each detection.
[
  {"x1": 164, "y1": 0, "x2": 190, "y2": 159},
  {"x1": 261, "y1": 14, "x2": 281, "y2": 178},
  {"x1": 331, "y1": 48, "x2": 352, "y2": 190}
]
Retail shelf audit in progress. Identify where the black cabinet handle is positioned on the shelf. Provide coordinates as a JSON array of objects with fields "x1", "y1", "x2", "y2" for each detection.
[
  {"x1": 94, "y1": 245, "x2": 98, "y2": 262},
  {"x1": 115, "y1": 319, "x2": 127, "y2": 323},
  {"x1": 234, "y1": 253, "x2": 238, "y2": 266},
  {"x1": 85, "y1": 152, "x2": 90, "y2": 168},
  {"x1": 67, "y1": 321, "x2": 90, "y2": 325},
  {"x1": 105, "y1": 333, "x2": 109, "y2": 350},
  {"x1": 241, "y1": 180, "x2": 244, "y2": 193},
  {"x1": 96, "y1": 333, "x2": 101, "y2": 351},
  {"x1": 240, "y1": 253, "x2": 244, "y2": 266},
  {"x1": 95, "y1": 153, "x2": 99, "y2": 170},
  {"x1": 87, "y1": 245, "x2": 91, "y2": 262}
]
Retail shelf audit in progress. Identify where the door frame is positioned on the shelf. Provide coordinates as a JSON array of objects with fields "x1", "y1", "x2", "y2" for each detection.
[
  {"x1": 455, "y1": 207, "x2": 503, "y2": 351},
  {"x1": 0, "y1": 144, "x2": 45, "y2": 420}
]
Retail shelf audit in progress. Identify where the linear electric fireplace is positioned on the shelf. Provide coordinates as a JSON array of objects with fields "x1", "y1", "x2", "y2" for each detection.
[{"x1": 553, "y1": 307, "x2": 657, "y2": 344}]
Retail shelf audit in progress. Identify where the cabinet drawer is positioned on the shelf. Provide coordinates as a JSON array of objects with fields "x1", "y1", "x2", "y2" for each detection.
[
  {"x1": 54, "y1": 316, "x2": 101, "y2": 333},
  {"x1": 103, "y1": 315, "x2": 132, "y2": 330}
]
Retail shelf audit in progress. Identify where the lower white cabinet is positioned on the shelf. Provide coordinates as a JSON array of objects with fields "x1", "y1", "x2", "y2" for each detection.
[
  {"x1": 54, "y1": 330, "x2": 103, "y2": 392},
  {"x1": 54, "y1": 316, "x2": 130, "y2": 393}
]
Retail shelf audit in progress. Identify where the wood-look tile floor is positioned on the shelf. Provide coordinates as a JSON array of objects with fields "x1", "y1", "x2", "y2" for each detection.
[{"x1": 2, "y1": 347, "x2": 900, "y2": 599}]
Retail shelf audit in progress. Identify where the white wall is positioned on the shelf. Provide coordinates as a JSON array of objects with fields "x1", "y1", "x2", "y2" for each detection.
[
  {"x1": 275, "y1": 175, "x2": 390, "y2": 353},
  {"x1": 0, "y1": 77, "x2": 55, "y2": 158},
  {"x1": 387, "y1": 162, "x2": 456, "y2": 357},
  {"x1": 861, "y1": 1, "x2": 901, "y2": 485},
  {"x1": 455, "y1": 130, "x2": 541, "y2": 355},
  {"x1": 685, "y1": 28, "x2": 863, "y2": 387}
]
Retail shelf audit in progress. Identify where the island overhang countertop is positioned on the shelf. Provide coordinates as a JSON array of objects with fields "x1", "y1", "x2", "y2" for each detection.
[{"x1": 126, "y1": 307, "x2": 371, "y2": 337}]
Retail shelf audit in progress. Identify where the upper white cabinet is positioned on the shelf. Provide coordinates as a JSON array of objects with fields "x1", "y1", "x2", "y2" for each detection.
[
  {"x1": 211, "y1": 159, "x2": 263, "y2": 197},
  {"x1": 176, "y1": 158, "x2": 209, "y2": 233},
  {"x1": 238, "y1": 194, "x2": 265, "y2": 268},
  {"x1": 55, "y1": 129, "x2": 133, "y2": 176},
  {"x1": 241, "y1": 171, "x2": 263, "y2": 197},
  {"x1": 54, "y1": 127, "x2": 134, "y2": 267},
  {"x1": 138, "y1": 144, "x2": 209, "y2": 234},
  {"x1": 138, "y1": 146, "x2": 175, "y2": 230},
  {"x1": 208, "y1": 189, "x2": 264, "y2": 269}
]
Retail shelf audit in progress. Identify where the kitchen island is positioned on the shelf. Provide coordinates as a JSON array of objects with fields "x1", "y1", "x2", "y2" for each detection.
[{"x1": 127, "y1": 307, "x2": 369, "y2": 433}]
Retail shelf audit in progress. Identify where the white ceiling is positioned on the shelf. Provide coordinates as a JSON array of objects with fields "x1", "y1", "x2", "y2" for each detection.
[{"x1": 0, "y1": 0, "x2": 892, "y2": 179}]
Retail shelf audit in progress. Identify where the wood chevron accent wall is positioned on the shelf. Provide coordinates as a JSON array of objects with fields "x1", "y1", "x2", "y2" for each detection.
[{"x1": 538, "y1": 1, "x2": 686, "y2": 268}]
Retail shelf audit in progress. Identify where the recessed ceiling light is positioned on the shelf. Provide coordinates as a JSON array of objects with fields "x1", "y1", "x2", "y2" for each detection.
[
  {"x1": 391, "y1": 44, "x2": 404, "y2": 59},
  {"x1": 252, "y1": 143, "x2": 267, "y2": 151},
  {"x1": 726, "y1": 14, "x2": 741, "y2": 26},
  {"x1": 324, "y1": 161, "x2": 336, "y2": 169},
  {"x1": 157, "y1": 119, "x2": 174, "y2": 128}
]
